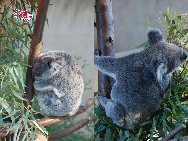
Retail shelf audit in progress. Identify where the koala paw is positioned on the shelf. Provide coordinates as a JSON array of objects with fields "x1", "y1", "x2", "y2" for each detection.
[
  {"x1": 94, "y1": 49, "x2": 101, "y2": 56},
  {"x1": 33, "y1": 81, "x2": 40, "y2": 90}
]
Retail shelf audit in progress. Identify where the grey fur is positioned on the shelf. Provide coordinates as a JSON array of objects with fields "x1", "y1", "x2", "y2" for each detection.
[
  {"x1": 95, "y1": 28, "x2": 188, "y2": 129},
  {"x1": 32, "y1": 51, "x2": 84, "y2": 116}
]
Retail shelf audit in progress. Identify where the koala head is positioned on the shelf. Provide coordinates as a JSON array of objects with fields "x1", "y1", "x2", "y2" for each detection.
[
  {"x1": 32, "y1": 56, "x2": 62, "y2": 80},
  {"x1": 147, "y1": 28, "x2": 188, "y2": 77}
]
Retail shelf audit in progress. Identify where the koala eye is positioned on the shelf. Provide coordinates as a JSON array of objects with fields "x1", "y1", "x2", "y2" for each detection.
[
  {"x1": 47, "y1": 62, "x2": 52, "y2": 68},
  {"x1": 180, "y1": 50, "x2": 188, "y2": 60},
  {"x1": 36, "y1": 70, "x2": 42, "y2": 76}
]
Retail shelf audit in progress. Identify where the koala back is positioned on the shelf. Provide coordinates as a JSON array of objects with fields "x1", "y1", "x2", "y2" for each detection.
[
  {"x1": 95, "y1": 28, "x2": 188, "y2": 129},
  {"x1": 32, "y1": 51, "x2": 84, "y2": 116}
]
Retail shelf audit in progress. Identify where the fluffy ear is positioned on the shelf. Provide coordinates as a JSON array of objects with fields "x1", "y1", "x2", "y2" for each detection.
[
  {"x1": 48, "y1": 57, "x2": 62, "y2": 68},
  {"x1": 147, "y1": 28, "x2": 163, "y2": 45},
  {"x1": 143, "y1": 59, "x2": 168, "y2": 83}
]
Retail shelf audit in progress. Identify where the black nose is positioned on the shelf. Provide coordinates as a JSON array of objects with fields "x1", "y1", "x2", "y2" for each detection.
[{"x1": 181, "y1": 50, "x2": 188, "y2": 60}]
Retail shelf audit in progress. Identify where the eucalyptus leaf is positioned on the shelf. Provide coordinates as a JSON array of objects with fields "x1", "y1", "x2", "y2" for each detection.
[
  {"x1": 2, "y1": 110, "x2": 18, "y2": 120},
  {"x1": 150, "y1": 116, "x2": 156, "y2": 141},
  {"x1": 12, "y1": 90, "x2": 27, "y2": 101},
  {"x1": 0, "y1": 97, "x2": 12, "y2": 113},
  {"x1": 105, "y1": 128, "x2": 111, "y2": 141}
]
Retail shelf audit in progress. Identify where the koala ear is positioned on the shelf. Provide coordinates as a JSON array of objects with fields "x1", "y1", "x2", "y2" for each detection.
[
  {"x1": 147, "y1": 28, "x2": 163, "y2": 45},
  {"x1": 48, "y1": 58, "x2": 62, "y2": 68}
]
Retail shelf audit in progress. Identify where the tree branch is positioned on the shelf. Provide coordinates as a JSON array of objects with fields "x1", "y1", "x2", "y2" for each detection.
[
  {"x1": 36, "y1": 97, "x2": 94, "y2": 126},
  {"x1": 161, "y1": 124, "x2": 186, "y2": 141},
  {"x1": 95, "y1": 0, "x2": 115, "y2": 98},
  {"x1": 48, "y1": 115, "x2": 94, "y2": 140},
  {"x1": 24, "y1": 0, "x2": 50, "y2": 106},
  {"x1": 0, "y1": 97, "x2": 94, "y2": 138}
]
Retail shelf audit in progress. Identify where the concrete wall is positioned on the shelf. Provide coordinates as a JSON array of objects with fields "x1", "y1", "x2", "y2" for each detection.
[
  {"x1": 113, "y1": 0, "x2": 188, "y2": 53},
  {"x1": 42, "y1": 0, "x2": 188, "y2": 96},
  {"x1": 94, "y1": 0, "x2": 188, "y2": 91},
  {"x1": 42, "y1": 0, "x2": 94, "y2": 101}
]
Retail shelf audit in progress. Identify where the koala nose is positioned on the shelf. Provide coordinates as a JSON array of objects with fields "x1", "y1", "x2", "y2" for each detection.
[{"x1": 181, "y1": 50, "x2": 188, "y2": 60}]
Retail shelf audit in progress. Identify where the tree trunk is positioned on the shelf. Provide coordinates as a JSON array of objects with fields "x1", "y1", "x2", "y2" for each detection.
[
  {"x1": 95, "y1": 0, "x2": 115, "y2": 98},
  {"x1": 24, "y1": 0, "x2": 50, "y2": 106}
]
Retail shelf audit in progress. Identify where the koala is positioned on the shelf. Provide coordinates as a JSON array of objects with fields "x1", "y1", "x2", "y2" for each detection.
[
  {"x1": 32, "y1": 51, "x2": 84, "y2": 117},
  {"x1": 95, "y1": 28, "x2": 188, "y2": 129}
]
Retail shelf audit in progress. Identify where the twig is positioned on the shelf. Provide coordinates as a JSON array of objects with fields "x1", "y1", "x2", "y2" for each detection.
[
  {"x1": 95, "y1": 0, "x2": 115, "y2": 98},
  {"x1": 24, "y1": 0, "x2": 50, "y2": 106},
  {"x1": 0, "y1": 97, "x2": 94, "y2": 138},
  {"x1": 161, "y1": 124, "x2": 186, "y2": 141},
  {"x1": 48, "y1": 115, "x2": 94, "y2": 140}
]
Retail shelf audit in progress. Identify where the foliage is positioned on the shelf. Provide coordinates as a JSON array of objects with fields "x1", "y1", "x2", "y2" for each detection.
[
  {"x1": 94, "y1": 8, "x2": 188, "y2": 141},
  {"x1": 46, "y1": 106, "x2": 94, "y2": 141},
  {"x1": 0, "y1": 1, "x2": 45, "y2": 141}
]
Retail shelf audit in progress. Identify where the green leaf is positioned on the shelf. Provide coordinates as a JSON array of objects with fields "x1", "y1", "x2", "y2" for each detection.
[
  {"x1": 12, "y1": 90, "x2": 27, "y2": 101},
  {"x1": 95, "y1": 124, "x2": 106, "y2": 133},
  {"x1": 147, "y1": 16, "x2": 152, "y2": 28},
  {"x1": 22, "y1": 114, "x2": 30, "y2": 133},
  {"x1": 13, "y1": 66, "x2": 24, "y2": 89},
  {"x1": 32, "y1": 120, "x2": 48, "y2": 135},
  {"x1": 164, "y1": 16, "x2": 167, "y2": 24},
  {"x1": 31, "y1": 127, "x2": 36, "y2": 141},
  {"x1": 174, "y1": 10, "x2": 179, "y2": 20},
  {"x1": 2, "y1": 110, "x2": 18, "y2": 120},
  {"x1": 176, "y1": 84, "x2": 186, "y2": 88},
  {"x1": 124, "y1": 130, "x2": 129, "y2": 138},
  {"x1": 140, "y1": 120, "x2": 152, "y2": 126},
  {"x1": 13, "y1": 118, "x2": 22, "y2": 141},
  {"x1": 16, "y1": 125, "x2": 24, "y2": 141},
  {"x1": 118, "y1": 135, "x2": 126, "y2": 141},
  {"x1": 105, "y1": 128, "x2": 111, "y2": 141},
  {"x1": 17, "y1": 65, "x2": 25, "y2": 89},
  {"x1": 94, "y1": 107, "x2": 106, "y2": 116},
  {"x1": 167, "y1": 7, "x2": 170, "y2": 19},
  {"x1": 179, "y1": 104, "x2": 188, "y2": 113},
  {"x1": 0, "y1": 97, "x2": 12, "y2": 113},
  {"x1": 9, "y1": 67, "x2": 19, "y2": 87},
  {"x1": 135, "y1": 42, "x2": 148, "y2": 49},
  {"x1": 150, "y1": 116, "x2": 156, "y2": 141},
  {"x1": 162, "y1": 112, "x2": 167, "y2": 135},
  {"x1": 74, "y1": 56, "x2": 81, "y2": 61},
  {"x1": 137, "y1": 127, "x2": 143, "y2": 138}
]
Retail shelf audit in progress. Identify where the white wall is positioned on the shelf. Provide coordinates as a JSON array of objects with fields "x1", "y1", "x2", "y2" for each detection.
[
  {"x1": 41, "y1": 0, "x2": 188, "y2": 97},
  {"x1": 113, "y1": 0, "x2": 188, "y2": 53},
  {"x1": 42, "y1": 0, "x2": 94, "y2": 101}
]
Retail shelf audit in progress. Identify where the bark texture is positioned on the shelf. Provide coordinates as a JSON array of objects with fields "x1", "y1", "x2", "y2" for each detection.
[
  {"x1": 95, "y1": 0, "x2": 115, "y2": 98},
  {"x1": 25, "y1": 0, "x2": 50, "y2": 104}
]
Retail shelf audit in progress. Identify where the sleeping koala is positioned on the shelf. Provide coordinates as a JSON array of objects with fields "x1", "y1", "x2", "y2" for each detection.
[
  {"x1": 32, "y1": 51, "x2": 84, "y2": 116},
  {"x1": 95, "y1": 28, "x2": 188, "y2": 129}
]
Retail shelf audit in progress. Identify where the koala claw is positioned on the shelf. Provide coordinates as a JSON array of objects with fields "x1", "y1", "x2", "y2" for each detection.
[
  {"x1": 98, "y1": 96, "x2": 125, "y2": 128},
  {"x1": 94, "y1": 49, "x2": 101, "y2": 56}
]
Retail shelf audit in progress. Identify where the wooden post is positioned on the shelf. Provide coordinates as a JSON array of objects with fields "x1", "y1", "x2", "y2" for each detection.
[
  {"x1": 24, "y1": 0, "x2": 50, "y2": 105},
  {"x1": 95, "y1": 0, "x2": 115, "y2": 98}
]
